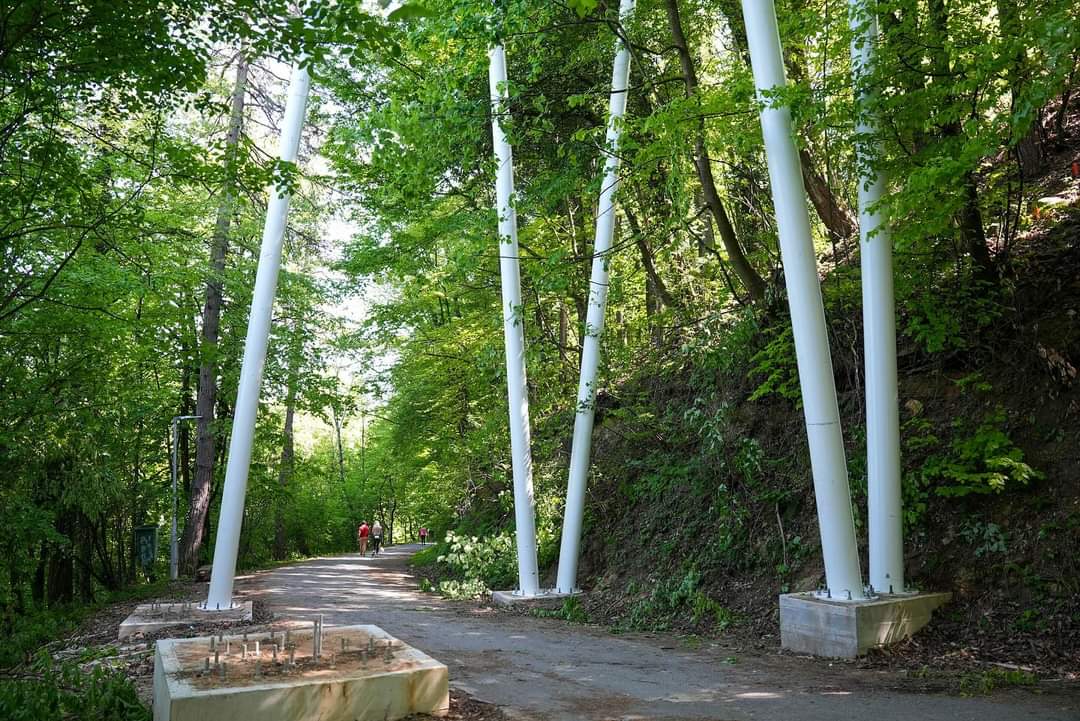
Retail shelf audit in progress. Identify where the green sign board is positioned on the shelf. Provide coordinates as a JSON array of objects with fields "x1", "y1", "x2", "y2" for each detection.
[{"x1": 134, "y1": 525, "x2": 158, "y2": 576}]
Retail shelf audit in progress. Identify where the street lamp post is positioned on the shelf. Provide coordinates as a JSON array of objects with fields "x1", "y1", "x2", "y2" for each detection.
[{"x1": 170, "y1": 415, "x2": 201, "y2": 581}]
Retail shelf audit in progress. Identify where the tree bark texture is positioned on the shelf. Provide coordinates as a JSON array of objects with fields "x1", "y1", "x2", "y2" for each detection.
[{"x1": 181, "y1": 55, "x2": 248, "y2": 574}]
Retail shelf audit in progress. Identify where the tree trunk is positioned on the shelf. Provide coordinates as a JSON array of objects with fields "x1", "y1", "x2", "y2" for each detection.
[
  {"x1": 565, "y1": 201, "x2": 589, "y2": 351},
  {"x1": 625, "y1": 206, "x2": 675, "y2": 309},
  {"x1": 1053, "y1": 52, "x2": 1077, "y2": 142},
  {"x1": 181, "y1": 55, "x2": 248, "y2": 575},
  {"x1": 31, "y1": 551, "x2": 44, "y2": 606},
  {"x1": 927, "y1": 0, "x2": 995, "y2": 280},
  {"x1": 333, "y1": 405, "x2": 346, "y2": 488},
  {"x1": 273, "y1": 341, "x2": 300, "y2": 562},
  {"x1": 695, "y1": 187, "x2": 715, "y2": 257},
  {"x1": 46, "y1": 514, "x2": 73, "y2": 606},
  {"x1": 997, "y1": 0, "x2": 1043, "y2": 178},
  {"x1": 179, "y1": 349, "x2": 193, "y2": 500},
  {"x1": 799, "y1": 148, "x2": 857, "y2": 242},
  {"x1": 76, "y1": 513, "x2": 93, "y2": 603},
  {"x1": 663, "y1": 0, "x2": 765, "y2": 302},
  {"x1": 558, "y1": 301, "x2": 569, "y2": 373}
]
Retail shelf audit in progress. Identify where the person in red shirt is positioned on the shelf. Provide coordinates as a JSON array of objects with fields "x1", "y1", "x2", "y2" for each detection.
[
  {"x1": 357, "y1": 521, "x2": 370, "y2": 556},
  {"x1": 419, "y1": 527, "x2": 428, "y2": 545}
]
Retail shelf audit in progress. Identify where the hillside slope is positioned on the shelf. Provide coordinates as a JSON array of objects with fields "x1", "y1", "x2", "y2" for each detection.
[{"x1": 567, "y1": 143, "x2": 1080, "y2": 680}]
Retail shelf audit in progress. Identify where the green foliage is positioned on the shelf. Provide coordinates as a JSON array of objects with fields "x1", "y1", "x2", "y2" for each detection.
[
  {"x1": 0, "y1": 606, "x2": 83, "y2": 669},
  {"x1": 565, "y1": 0, "x2": 600, "y2": 17},
  {"x1": 410, "y1": 545, "x2": 442, "y2": 568},
  {"x1": 532, "y1": 597, "x2": 588, "y2": 623},
  {"x1": 902, "y1": 407, "x2": 1041, "y2": 530},
  {"x1": 748, "y1": 325, "x2": 800, "y2": 403},
  {"x1": 436, "y1": 530, "x2": 517, "y2": 592},
  {"x1": 902, "y1": 279, "x2": 1004, "y2": 355},
  {"x1": 0, "y1": 0, "x2": 1077, "y2": 697},
  {"x1": 957, "y1": 668, "x2": 1038, "y2": 696},
  {"x1": 0, "y1": 654, "x2": 149, "y2": 721},
  {"x1": 960, "y1": 520, "x2": 1008, "y2": 557},
  {"x1": 435, "y1": 578, "x2": 490, "y2": 600},
  {"x1": 625, "y1": 568, "x2": 734, "y2": 633},
  {"x1": 921, "y1": 409, "x2": 1042, "y2": 498}
]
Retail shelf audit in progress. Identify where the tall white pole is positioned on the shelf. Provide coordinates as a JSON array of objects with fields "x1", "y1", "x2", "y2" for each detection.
[
  {"x1": 741, "y1": 0, "x2": 865, "y2": 600},
  {"x1": 206, "y1": 62, "x2": 311, "y2": 610},
  {"x1": 850, "y1": 0, "x2": 904, "y2": 594},
  {"x1": 488, "y1": 44, "x2": 540, "y2": 596},
  {"x1": 556, "y1": 0, "x2": 636, "y2": 595}
]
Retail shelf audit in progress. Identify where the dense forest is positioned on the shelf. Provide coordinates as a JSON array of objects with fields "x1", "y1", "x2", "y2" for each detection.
[{"x1": 1, "y1": 0, "x2": 1079, "y2": 716}]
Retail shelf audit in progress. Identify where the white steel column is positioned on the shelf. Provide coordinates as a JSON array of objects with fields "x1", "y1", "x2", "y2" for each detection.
[
  {"x1": 206, "y1": 62, "x2": 311, "y2": 610},
  {"x1": 741, "y1": 0, "x2": 865, "y2": 600},
  {"x1": 850, "y1": 0, "x2": 904, "y2": 594},
  {"x1": 556, "y1": 0, "x2": 636, "y2": 594},
  {"x1": 488, "y1": 44, "x2": 540, "y2": 596}
]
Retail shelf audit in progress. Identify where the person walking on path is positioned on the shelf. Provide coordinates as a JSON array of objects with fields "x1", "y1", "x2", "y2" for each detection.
[
  {"x1": 357, "y1": 521, "x2": 369, "y2": 556},
  {"x1": 371, "y1": 520, "x2": 383, "y2": 556},
  {"x1": 419, "y1": 526, "x2": 428, "y2": 545}
]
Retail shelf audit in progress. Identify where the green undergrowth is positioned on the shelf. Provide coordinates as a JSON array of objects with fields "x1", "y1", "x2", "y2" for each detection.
[
  {"x1": 619, "y1": 568, "x2": 735, "y2": 634},
  {"x1": 0, "y1": 578, "x2": 180, "y2": 670},
  {"x1": 0, "y1": 653, "x2": 149, "y2": 721},
  {"x1": 0, "y1": 579, "x2": 198, "y2": 721},
  {"x1": 412, "y1": 516, "x2": 561, "y2": 600},
  {"x1": 531, "y1": 597, "x2": 588, "y2": 623},
  {"x1": 957, "y1": 668, "x2": 1039, "y2": 696},
  {"x1": 555, "y1": 230, "x2": 1077, "y2": 644}
]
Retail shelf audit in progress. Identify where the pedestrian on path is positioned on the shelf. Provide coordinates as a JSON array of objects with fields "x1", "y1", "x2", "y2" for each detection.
[
  {"x1": 371, "y1": 520, "x2": 383, "y2": 556},
  {"x1": 357, "y1": 521, "x2": 369, "y2": 556},
  {"x1": 419, "y1": 526, "x2": 428, "y2": 545}
]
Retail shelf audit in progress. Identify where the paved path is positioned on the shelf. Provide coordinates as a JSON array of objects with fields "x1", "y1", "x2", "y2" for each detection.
[{"x1": 238, "y1": 544, "x2": 1078, "y2": 721}]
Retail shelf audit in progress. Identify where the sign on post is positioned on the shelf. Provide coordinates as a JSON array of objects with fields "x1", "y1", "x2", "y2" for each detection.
[{"x1": 134, "y1": 525, "x2": 159, "y2": 581}]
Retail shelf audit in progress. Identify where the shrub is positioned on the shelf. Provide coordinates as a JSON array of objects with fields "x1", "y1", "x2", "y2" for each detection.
[
  {"x1": 436, "y1": 530, "x2": 517, "y2": 592},
  {"x1": 923, "y1": 408, "x2": 1042, "y2": 498},
  {"x1": 747, "y1": 325, "x2": 800, "y2": 403}
]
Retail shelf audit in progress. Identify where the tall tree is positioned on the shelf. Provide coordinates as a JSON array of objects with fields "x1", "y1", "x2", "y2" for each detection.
[
  {"x1": 663, "y1": 0, "x2": 766, "y2": 302},
  {"x1": 181, "y1": 54, "x2": 249, "y2": 574}
]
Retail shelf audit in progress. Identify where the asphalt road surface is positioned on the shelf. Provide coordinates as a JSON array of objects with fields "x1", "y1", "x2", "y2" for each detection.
[{"x1": 238, "y1": 544, "x2": 1079, "y2": 721}]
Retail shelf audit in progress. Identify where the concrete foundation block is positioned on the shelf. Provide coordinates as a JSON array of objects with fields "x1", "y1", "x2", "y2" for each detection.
[
  {"x1": 780, "y1": 591, "x2": 951, "y2": 658},
  {"x1": 119, "y1": 601, "x2": 253, "y2": 640},
  {"x1": 490, "y1": 589, "x2": 580, "y2": 608},
  {"x1": 153, "y1": 624, "x2": 448, "y2": 721}
]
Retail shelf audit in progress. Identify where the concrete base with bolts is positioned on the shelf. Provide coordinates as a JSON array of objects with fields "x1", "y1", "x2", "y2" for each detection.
[
  {"x1": 780, "y1": 591, "x2": 951, "y2": 658},
  {"x1": 490, "y1": 589, "x2": 580, "y2": 608},
  {"x1": 119, "y1": 601, "x2": 253, "y2": 640},
  {"x1": 152, "y1": 624, "x2": 448, "y2": 721}
]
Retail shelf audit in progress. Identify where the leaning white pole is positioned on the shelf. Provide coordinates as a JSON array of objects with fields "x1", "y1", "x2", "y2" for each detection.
[
  {"x1": 741, "y1": 0, "x2": 865, "y2": 600},
  {"x1": 206, "y1": 62, "x2": 311, "y2": 610},
  {"x1": 850, "y1": 0, "x2": 904, "y2": 594},
  {"x1": 556, "y1": 0, "x2": 636, "y2": 595},
  {"x1": 488, "y1": 44, "x2": 540, "y2": 596}
]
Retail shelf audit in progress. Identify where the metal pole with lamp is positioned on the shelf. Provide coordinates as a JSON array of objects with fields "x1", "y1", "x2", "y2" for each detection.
[{"x1": 170, "y1": 414, "x2": 201, "y2": 581}]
